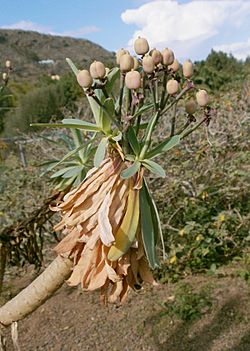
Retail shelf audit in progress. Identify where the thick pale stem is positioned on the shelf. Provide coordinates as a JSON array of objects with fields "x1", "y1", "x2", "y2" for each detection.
[{"x1": 0, "y1": 256, "x2": 72, "y2": 326}]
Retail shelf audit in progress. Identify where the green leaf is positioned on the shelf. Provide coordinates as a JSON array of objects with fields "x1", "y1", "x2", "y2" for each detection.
[
  {"x1": 62, "y1": 166, "x2": 84, "y2": 178},
  {"x1": 30, "y1": 122, "x2": 100, "y2": 132},
  {"x1": 94, "y1": 137, "x2": 108, "y2": 168},
  {"x1": 101, "y1": 98, "x2": 115, "y2": 132},
  {"x1": 50, "y1": 166, "x2": 77, "y2": 179},
  {"x1": 120, "y1": 160, "x2": 141, "y2": 179},
  {"x1": 132, "y1": 103, "x2": 154, "y2": 119},
  {"x1": 147, "y1": 135, "x2": 181, "y2": 159},
  {"x1": 103, "y1": 97, "x2": 115, "y2": 116},
  {"x1": 41, "y1": 138, "x2": 95, "y2": 173},
  {"x1": 66, "y1": 58, "x2": 79, "y2": 76},
  {"x1": 144, "y1": 180, "x2": 165, "y2": 260},
  {"x1": 106, "y1": 67, "x2": 120, "y2": 94},
  {"x1": 140, "y1": 180, "x2": 160, "y2": 268},
  {"x1": 124, "y1": 154, "x2": 136, "y2": 162},
  {"x1": 142, "y1": 159, "x2": 166, "y2": 178},
  {"x1": 112, "y1": 130, "x2": 122, "y2": 142},
  {"x1": 127, "y1": 126, "x2": 140, "y2": 156},
  {"x1": 62, "y1": 119, "x2": 100, "y2": 131}
]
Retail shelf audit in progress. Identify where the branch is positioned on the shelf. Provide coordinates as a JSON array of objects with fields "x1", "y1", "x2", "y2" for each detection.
[{"x1": 0, "y1": 256, "x2": 72, "y2": 326}]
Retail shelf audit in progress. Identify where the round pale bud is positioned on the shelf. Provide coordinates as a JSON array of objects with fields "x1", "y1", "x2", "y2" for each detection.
[
  {"x1": 142, "y1": 55, "x2": 155, "y2": 74},
  {"x1": 116, "y1": 48, "x2": 127, "y2": 65},
  {"x1": 169, "y1": 59, "x2": 179, "y2": 72},
  {"x1": 151, "y1": 49, "x2": 162, "y2": 65},
  {"x1": 125, "y1": 70, "x2": 141, "y2": 90},
  {"x1": 196, "y1": 89, "x2": 209, "y2": 107},
  {"x1": 89, "y1": 61, "x2": 106, "y2": 79},
  {"x1": 185, "y1": 99, "x2": 197, "y2": 114},
  {"x1": 162, "y1": 48, "x2": 174, "y2": 66},
  {"x1": 133, "y1": 57, "x2": 139, "y2": 70},
  {"x1": 2, "y1": 72, "x2": 8, "y2": 81},
  {"x1": 183, "y1": 60, "x2": 193, "y2": 78},
  {"x1": 119, "y1": 53, "x2": 134, "y2": 72},
  {"x1": 5, "y1": 60, "x2": 11, "y2": 68},
  {"x1": 134, "y1": 37, "x2": 149, "y2": 55},
  {"x1": 166, "y1": 79, "x2": 179, "y2": 95},
  {"x1": 77, "y1": 69, "x2": 93, "y2": 88},
  {"x1": 54, "y1": 75, "x2": 60, "y2": 81}
]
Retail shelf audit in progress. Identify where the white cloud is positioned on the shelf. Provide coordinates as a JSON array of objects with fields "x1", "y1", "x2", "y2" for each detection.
[
  {"x1": 1, "y1": 21, "x2": 100, "y2": 38},
  {"x1": 62, "y1": 26, "x2": 100, "y2": 37},
  {"x1": 121, "y1": 0, "x2": 250, "y2": 60},
  {"x1": 214, "y1": 38, "x2": 250, "y2": 60},
  {"x1": 2, "y1": 20, "x2": 53, "y2": 33}
]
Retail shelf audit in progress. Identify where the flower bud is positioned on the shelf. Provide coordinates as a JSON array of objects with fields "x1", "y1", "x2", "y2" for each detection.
[
  {"x1": 2, "y1": 72, "x2": 8, "y2": 81},
  {"x1": 119, "y1": 53, "x2": 134, "y2": 72},
  {"x1": 168, "y1": 59, "x2": 179, "y2": 72},
  {"x1": 77, "y1": 69, "x2": 93, "y2": 88},
  {"x1": 133, "y1": 56, "x2": 139, "y2": 70},
  {"x1": 116, "y1": 48, "x2": 127, "y2": 65},
  {"x1": 150, "y1": 49, "x2": 162, "y2": 65},
  {"x1": 90, "y1": 61, "x2": 106, "y2": 79},
  {"x1": 134, "y1": 37, "x2": 149, "y2": 55},
  {"x1": 162, "y1": 48, "x2": 174, "y2": 66},
  {"x1": 5, "y1": 60, "x2": 11, "y2": 68},
  {"x1": 196, "y1": 89, "x2": 209, "y2": 107},
  {"x1": 125, "y1": 70, "x2": 141, "y2": 90},
  {"x1": 166, "y1": 79, "x2": 179, "y2": 95},
  {"x1": 183, "y1": 60, "x2": 193, "y2": 78},
  {"x1": 142, "y1": 55, "x2": 155, "y2": 74},
  {"x1": 185, "y1": 99, "x2": 197, "y2": 114}
]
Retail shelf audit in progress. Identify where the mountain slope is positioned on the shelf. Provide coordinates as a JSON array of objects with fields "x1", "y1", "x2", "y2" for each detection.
[{"x1": 0, "y1": 29, "x2": 115, "y2": 80}]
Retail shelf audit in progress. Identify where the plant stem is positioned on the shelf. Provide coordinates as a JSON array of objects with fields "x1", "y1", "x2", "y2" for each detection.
[
  {"x1": 170, "y1": 103, "x2": 177, "y2": 136},
  {"x1": 118, "y1": 74, "x2": 125, "y2": 116},
  {"x1": 176, "y1": 120, "x2": 191, "y2": 136},
  {"x1": 161, "y1": 85, "x2": 192, "y2": 116},
  {"x1": 180, "y1": 117, "x2": 206, "y2": 139},
  {"x1": 0, "y1": 256, "x2": 72, "y2": 326},
  {"x1": 91, "y1": 95, "x2": 121, "y2": 129},
  {"x1": 150, "y1": 80, "x2": 157, "y2": 111},
  {"x1": 160, "y1": 70, "x2": 168, "y2": 109},
  {"x1": 139, "y1": 110, "x2": 161, "y2": 159}
]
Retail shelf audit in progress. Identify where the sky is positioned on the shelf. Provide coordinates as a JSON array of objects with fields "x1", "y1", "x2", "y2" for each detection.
[{"x1": 1, "y1": 0, "x2": 250, "y2": 61}]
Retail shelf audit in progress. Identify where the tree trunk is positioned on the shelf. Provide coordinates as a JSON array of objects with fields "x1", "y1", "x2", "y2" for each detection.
[{"x1": 0, "y1": 256, "x2": 72, "y2": 326}]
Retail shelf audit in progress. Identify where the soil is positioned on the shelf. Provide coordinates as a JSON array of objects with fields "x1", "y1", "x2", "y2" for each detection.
[{"x1": 1, "y1": 262, "x2": 250, "y2": 351}]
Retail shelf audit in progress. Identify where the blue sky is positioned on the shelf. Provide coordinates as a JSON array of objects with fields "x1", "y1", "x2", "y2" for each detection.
[{"x1": 1, "y1": 0, "x2": 250, "y2": 61}]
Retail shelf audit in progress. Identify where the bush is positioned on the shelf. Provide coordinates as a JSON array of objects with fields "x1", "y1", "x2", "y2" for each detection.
[
  {"x1": 3, "y1": 74, "x2": 83, "y2": 135},
  {"x1": 194, "y1": 50, "x2": 245, "y2": 91},
  {"x1": 153, "y1": 84, "x2": 250, "y2": 281}
]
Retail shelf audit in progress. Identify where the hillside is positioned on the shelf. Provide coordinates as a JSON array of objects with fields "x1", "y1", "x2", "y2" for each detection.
[{"x1": 0, "y1": 29, "x2": 115, "y2": 80}]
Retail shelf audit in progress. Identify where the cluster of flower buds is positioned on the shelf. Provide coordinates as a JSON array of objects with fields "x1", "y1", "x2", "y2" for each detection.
[
  {"x1": 76, "y1": 60, "x2": 106, "y2": 89},
  {"x1": 51, "y1": 74, "x2": 60, "y2": 81},
  {"x1": 2, "y1": 60, "x2": 12, "y2": 84},
  {"x1": 113, "y1": 37, "x2": 209, "y2": 109},
  {"x1": 75, "y1": 36, "x2": 210, "y2": 114}
]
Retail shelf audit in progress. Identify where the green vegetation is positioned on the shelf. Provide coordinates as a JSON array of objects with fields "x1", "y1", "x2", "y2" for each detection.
[
  {"x1": 160, "y1": 283, "x2": 212, "y2": 321},
  {"x1": 194, "y1": 50, "x2": 249, "y2": 91}
]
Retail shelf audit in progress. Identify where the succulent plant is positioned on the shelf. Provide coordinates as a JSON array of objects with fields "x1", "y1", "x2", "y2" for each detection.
[{"x1": 0, "y1": 38, "x2": 213, "y2": 326}]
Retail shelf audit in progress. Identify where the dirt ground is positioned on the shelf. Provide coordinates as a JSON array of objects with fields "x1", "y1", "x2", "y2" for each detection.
[{"x1": 1, "y1": 261, "x2": 250, "y2": 351}]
